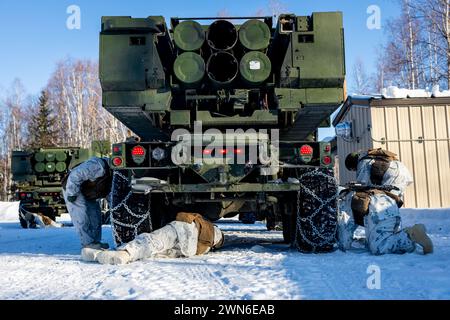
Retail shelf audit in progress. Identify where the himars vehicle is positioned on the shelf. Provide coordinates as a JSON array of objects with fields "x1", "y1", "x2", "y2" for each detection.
[
  {"x1": 100, "y1": 13, "x2": 346, "y2": 252},
  {"x1": 11, "y1": 141, "x2": 111, "y2": 228}
]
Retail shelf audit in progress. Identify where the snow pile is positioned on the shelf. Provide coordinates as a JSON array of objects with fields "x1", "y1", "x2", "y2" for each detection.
[
  {"x1": 431, "y1": 85, "x2": 450, "y2": 97},
  {"x1": 382, "y1": 86, "x2": 430, "y2": 98},
  {"x1": 0, "y1": 202, "x2": 20, "y2": 222},
  {"x1": 382, "y1": 85, "x2": 450, "y2": 98}
]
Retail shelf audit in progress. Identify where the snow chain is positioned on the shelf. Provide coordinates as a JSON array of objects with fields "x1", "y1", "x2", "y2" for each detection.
[
  {"x1": 110, "y1": 171, "x2": 152, "y2": 245},
  {"x1": 293, "y1": 169, "x2": 339, "y2": 251}
]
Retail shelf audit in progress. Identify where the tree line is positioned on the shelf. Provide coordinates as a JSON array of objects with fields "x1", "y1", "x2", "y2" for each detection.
[
  {"x1": 352, "y1": 0, "x2": 450, "y2": 94},
  {"x1": 0, "y1": 58, "x2": 129, "y2": 201}
]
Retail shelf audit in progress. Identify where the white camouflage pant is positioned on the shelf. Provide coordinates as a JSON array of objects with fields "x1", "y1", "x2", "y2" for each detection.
[
  {"x1": 63, "y1": 191, "x2": 102, "y2": 247},
  {"x1": 118, "y1": 221, "x2": 200, "y2": 260},
  {"x1": 338, "y1": 192, "x2": 415, "y2": 255}
]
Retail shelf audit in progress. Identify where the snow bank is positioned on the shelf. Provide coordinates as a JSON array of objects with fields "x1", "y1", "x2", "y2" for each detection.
[
  {"x1": 0, "y1": 202, "x2": 20, "y2": 222},
  {"x1": 382, "y1": 85, "x2": 450, "y2": 98},
  {"x1": 432, "y1": 85, "x2": 450, "y2": 97},
  {"x1": 0, "y1": 208, "x2": 449, "y2": 299}
]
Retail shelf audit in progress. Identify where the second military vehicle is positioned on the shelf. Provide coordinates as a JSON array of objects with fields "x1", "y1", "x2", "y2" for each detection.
[
  {"x1": 11, "y1": 141, "x2": 111, "y2": 228},
  {"x1": 100, "y1": 12, "x2": 346, "y2": 252}
]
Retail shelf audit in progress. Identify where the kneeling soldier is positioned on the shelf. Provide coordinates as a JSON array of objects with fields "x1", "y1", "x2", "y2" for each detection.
[{"x1": 338, "y1": 149, "x2": 433, "y2": 255}]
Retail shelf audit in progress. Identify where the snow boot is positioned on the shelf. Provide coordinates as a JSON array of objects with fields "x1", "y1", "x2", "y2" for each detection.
[
  {"x1": 405, "y1": 224, "x2": 433, "y2": 254},
  {"x1": 83, "y1": 242, "x2": 110, "y2": 250},
  {"x1": 81, "y1": 247, "x2": 103, "y2": 262},
  {"x1": 96, "y1": 250, "x2": 131, "y2": 265}
]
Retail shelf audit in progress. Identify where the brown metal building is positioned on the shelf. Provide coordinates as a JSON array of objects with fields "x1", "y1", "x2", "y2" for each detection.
[{"x1": 333, "y1": 95, "x2": 450, "y2": 208}]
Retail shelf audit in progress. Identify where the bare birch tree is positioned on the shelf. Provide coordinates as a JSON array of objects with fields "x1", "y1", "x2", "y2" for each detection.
[
  {"x1": 351, "y1": 58, "x2": 373, "y2": 94},
  {"x1": 380, "y1": 0, "x2": 450, "y2": 90},
  {"x1": 0, "y1": 79, "x2": 29, "y2": 200},
  {"x1": 380, "y1": 0, "x2": 425, "y2": 89},
  {"x1": 407, "y1": 0, "x2": 450, "y2": 89},
  {"x1": 269, "y1": 0, "x2": 288, "y2": 18},
  {"x1": 46, "y1": 58, "x2": 128, "y2": 148}
]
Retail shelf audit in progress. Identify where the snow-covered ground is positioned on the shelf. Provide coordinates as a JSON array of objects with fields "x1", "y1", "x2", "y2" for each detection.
[{"x1": 0, "y1": 202, "x2": 449, "y2": 300}]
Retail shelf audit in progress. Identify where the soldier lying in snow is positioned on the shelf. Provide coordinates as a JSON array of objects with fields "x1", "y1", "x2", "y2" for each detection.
[
  {"x1": 19, "y1": 209, "x2": 63, "y2": 228},
  {"x1": 338, "y1": 149, "x2": 433, "y2": 255},
  {"x1": 82, "y1": 212, "x2": 225, "y2": 265}
]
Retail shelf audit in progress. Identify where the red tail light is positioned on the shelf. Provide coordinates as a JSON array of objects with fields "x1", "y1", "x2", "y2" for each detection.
[
  {"x1": 203, "y1": 149, "x2": 212, "y2": 155},
  {"x1": 234, "y1": 148, "x2": 243, "y2": 154},
  {"x1": 131, "y1": 146, "x2": 146, "y2": 156},
  {"x1": 112, "y1": 157, "x2": 123, "y2": 166},
  {"x1": 20, "y1": 193, "x2": 26, "y2": 199},
  {"x1": 113, "y1": 145, "x2": 122, "y2": 154},
  {"x1": 219, "y1": 149, "x2": 227, "y2": 155},
  {"x1": 300, "y1": 145, "x2": 313, "y2": 155},
  {"x1": 322, "y1": 156, "x2": 332, "y2": 165}
]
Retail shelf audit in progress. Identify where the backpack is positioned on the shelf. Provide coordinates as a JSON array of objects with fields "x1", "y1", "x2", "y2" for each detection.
[
  {"x1": 350, "y1": 189, "x2": 404, "y2": 227},
  {"x1": 176, "y1": 212, "x2": 215, "y2": 255},
  {"x1": 62, "y1": 158, "x2": 112, "y2": 200},
  {"x1": 361, "y1": 149, "x2": 398, "y2": 185}
]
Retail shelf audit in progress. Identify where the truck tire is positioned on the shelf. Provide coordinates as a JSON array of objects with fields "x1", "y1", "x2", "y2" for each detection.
[
  {"x1": 99, "y1": 199, "x2": 110, "y2": 225},
  {"x1": 110, "y1": 170, "x2": 166, "y2": 245},
  {"x1": 291, "y1": 168, "x2": 338, "y2": 253},
  {"x1": 281, "y1": 199, "x2": 296, "y2": 243},
  {"x1": 19, "y1": 213, "x2": 30, "y2": 229}
]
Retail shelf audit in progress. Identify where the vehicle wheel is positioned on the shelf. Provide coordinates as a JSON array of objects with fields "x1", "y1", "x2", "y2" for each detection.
[
  {"x1": 99, "y1": 199, "x2": 110, "y2": 225},
  {"x1": 110, "y1": 170, "x2": 166, "y2": 246},
  {"x1": 19, "y1": 213, "x2": 29, "y2": 229},
  {"x1": 281, "y1": 198, "x2": 296, "y2": 243},
  {"x1": 292, "y1": 168, "x2": 338, "y2": 253}
]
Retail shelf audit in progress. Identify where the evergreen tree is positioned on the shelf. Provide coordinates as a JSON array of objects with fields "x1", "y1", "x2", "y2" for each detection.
[{"x1": 27, "y1": 90, "x2": 57, "y2": 148}]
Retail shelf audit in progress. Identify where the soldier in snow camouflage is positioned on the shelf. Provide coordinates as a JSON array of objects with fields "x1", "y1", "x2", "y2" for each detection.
[
  {"x1": 81, "y1": 212, "x2": 225, "y2": 265},
  {"x1": 62, "y1": 157, "x2": 112, "y2": 251},
  {"x1": 338, "y1": 149, "x2": 433, "y2": 255}
]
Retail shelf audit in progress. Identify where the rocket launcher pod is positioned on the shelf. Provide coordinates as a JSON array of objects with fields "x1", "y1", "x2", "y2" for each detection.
[
  {"x1": 173, "y1": 52, "x2": 206, "y2": 86},
  {"x1": 207, "y1": 19, "x2": 238, "y2": 51},
  {"x1": 206, "y1": 51, "x2": 239, "y2": 86},
  {"x1": 238, "y1": 19, "x2": 271, "y2": 51},
  {"x1": 173, "y1": 20, "x2": 205, "y2": 51},
  {"x1": 239, "y1": 51, "x2": 272, "y2": 85}
]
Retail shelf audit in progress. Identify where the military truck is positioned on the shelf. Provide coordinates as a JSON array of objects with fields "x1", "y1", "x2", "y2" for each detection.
[
  {"x1": 100, "y1": 13, "x2": 346, "y2": 252},
  {"x1": 11, "y1": 141, "x2": 111, "y2": 228}
]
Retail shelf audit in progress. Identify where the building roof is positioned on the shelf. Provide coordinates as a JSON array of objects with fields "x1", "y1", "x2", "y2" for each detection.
[{"x1": 332, "y1": 95, "x2": 450, "y2": 127}]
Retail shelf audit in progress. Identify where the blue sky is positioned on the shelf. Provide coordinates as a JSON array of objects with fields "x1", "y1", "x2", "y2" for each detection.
[
  {"x1": 0, "y1": 0, "x2": 400, "y2": 138},
  {"x1": 0, "y1": 0, "x2": 401, "y2": 94}
]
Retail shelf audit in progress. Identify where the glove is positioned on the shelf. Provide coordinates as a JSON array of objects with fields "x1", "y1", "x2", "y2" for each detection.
[{"x1": 67, "y1": 195, "x2": 77, "y2": 203}]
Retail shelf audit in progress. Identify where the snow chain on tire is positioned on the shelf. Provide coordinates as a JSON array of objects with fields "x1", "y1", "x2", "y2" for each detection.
[
  {"x1": 293, "y1": 168, "x2": 339, "y2": 253},
  {"x1": 110, "y1": 170, "x2": 153, "y2": 246}
]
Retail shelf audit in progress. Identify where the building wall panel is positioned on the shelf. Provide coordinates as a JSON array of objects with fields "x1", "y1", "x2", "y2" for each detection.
[{"x1": 337, "y1": 98, "x2": 450, "y2": 208}]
